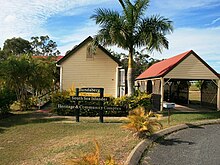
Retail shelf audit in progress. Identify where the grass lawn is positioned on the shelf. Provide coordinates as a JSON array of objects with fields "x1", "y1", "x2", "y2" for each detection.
[
  {"x1": 1, "y1": 110, "x2": 220, "y2": 165},
  {"x1": 160, "y1": 111, "x2": 220, "y2": 128},
  {"x1": 0, "y1": 112, "x2": 140, "y2": 165}
]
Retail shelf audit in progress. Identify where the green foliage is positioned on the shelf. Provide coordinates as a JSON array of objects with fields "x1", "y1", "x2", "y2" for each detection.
[
  {"x1": 31, "y1": 35, "x2": 60, "y2": 56},
  {"x1": 52, "y1": 91, "x2": 71, "y2": 115},
  {"x1": 1, "y1": 35, "x2": 60, "y2": 59},
  {"x1": 110, "y1": 91, "x2": 151, "y2": 111},
  {"x1": 111, "y1": 50, "x2": 161, "y2": 78},
  {"x1": 1, "y1": 55, "x2": 34, "y2": 110},
  {"x1": 122, "y1": 107, "x2": 162, "y2": 138},
  {"x1": 0, "y1": 85, "x2": 16, "y2": 116},
  {"x1": 1, "y1": 54, "x2": 57, "y2": 110},
  {"x1": 91, "y1": 0, "x2": 173, "y2": 95},
  {"x1": 195, "y1": 80, "x2": 203, "y2": 90},
  {"x1": 3, "y1": 37, "x2": 32, "y2": 56}
]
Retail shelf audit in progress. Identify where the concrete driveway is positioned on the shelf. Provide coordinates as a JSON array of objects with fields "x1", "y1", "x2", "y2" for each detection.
[{"x1": 141, "y1": 124, "x2": 220, "y2": 165}]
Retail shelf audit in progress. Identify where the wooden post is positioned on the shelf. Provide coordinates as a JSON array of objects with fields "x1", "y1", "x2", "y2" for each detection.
[
  {"x1": 99, "y1": 88, "x2": 104, "y2": 123},
  {"x1": 217, "y1": 80, "x2": 220, "y2": 111},
  {"x1": 168, "y1": 109, "x2": 171, "y2": 125},
  {"x1": 160, "y1": 78, "x2": 164, "y2": 111},
  {"x1": 75, "y1": 88, "x2": 80, "y2": 122}
]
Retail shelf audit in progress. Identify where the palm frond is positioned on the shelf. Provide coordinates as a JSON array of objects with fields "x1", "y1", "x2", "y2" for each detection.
[
  {"x1": 122, "y1": 107, "x2": 163, "y2": 137},
  {"x1": 136, "y1": 15, "x2": 173, "y2": 52}
]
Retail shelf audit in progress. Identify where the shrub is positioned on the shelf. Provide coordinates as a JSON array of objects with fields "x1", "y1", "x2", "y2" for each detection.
[
  {"x1": 122, "y1": 107, "x2": 162, "y2": 138},
  {"x1": 107, "y1": 91, "x2": 151, "y2": 111},
  {"x1": 51, "y1": 90, "x2": 72, "y2": 115},
  {"x1": 0, "y1": 85, "x2": 16, "y2": 116}
]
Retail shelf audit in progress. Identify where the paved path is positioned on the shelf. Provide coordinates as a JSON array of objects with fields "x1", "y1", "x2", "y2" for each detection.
[{"x1": 141, "y1": 124, "x2": 220, "y2": 165}]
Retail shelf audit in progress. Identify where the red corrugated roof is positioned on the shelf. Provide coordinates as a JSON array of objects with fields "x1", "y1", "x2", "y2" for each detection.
[
  {"x1": 136, "y1": 50, "x2": 193, "y2": 80},
  {"x1": 32, "y1": 55, "x2": 63, "y2": 61}
]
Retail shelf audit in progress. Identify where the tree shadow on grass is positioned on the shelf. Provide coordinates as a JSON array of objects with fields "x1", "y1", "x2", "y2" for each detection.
[
  {"x1": 0, "y1": 128, "x2": 5, "y2": 134},
  {"x1": 0, "y1": 111, "x2": 67, "y2": 133},
  {"x1": 155, "y1": 137, "x2": 195, "y2": 146}
]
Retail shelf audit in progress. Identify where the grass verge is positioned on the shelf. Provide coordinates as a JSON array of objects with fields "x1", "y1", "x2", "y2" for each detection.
[
  {"x1": 160, "y1": 111, "x2": 220, "y2": 128},
  {"x1": 0, "y1": 111, "x2": 140, "y2": 165}
]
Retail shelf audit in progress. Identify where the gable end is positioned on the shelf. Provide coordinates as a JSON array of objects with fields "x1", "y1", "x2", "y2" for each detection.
[{"x1": 57, "y1": 36, "x2": 121, "y2": 66}]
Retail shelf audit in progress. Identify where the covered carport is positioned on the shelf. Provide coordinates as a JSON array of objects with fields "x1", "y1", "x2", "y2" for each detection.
[{"x1": 136, "y1": 50, "x2": 220, "y2": 111}]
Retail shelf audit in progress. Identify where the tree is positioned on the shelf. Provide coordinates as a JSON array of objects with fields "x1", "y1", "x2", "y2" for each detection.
[
  {"x1": 111, "y1": 50, "x2": 161, "y2": 88},
  {"x1": 3, "y1": 37, "x2": 32, "y2": 56},
  {"x1": 30, "y1": 56, "x2": 57, "y2": 95},
  {"x1": 1, "y1": 55, "x2": 57, "y2": 110},
  {"x1": 31, "y1": 35, "x2": 60, "y2": 56},
  {"x1": 1, "y1": 55, "x2": 34, "y2": 110},
  {"x1": 91, "y1": 0, "x2": 173, "y2": 95}
]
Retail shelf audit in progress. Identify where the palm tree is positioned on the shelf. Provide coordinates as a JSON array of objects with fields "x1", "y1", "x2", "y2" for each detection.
[{"x1": 91, "y1": 0, "x2": 173, "y2": 96}]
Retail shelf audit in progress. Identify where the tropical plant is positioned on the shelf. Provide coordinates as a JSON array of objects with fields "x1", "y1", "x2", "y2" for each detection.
[
  {"x1": 91, "y1": 0, "x2": 173, "y2": 95},
  {"x1": 122, "y1": 107, "x2": 162, "y2": 138},
  {"x1": 65, "y1": 140, "x2": 121, "y2": 165}
]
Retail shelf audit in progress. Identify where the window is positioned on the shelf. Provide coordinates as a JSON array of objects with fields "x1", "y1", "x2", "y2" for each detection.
[
  {"x1": 86, "y1": 46, "x2": 94, "y2": 59},
  {"x1": 119, "y1": 69, "x2": 125, "y2": 86}
]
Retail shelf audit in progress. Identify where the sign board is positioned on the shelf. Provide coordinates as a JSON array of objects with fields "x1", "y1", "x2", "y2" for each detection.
[
  {"x1": 58, "y1": 104, "x2": 122, "y2": 111},
  {"x1": 70, "y1": 96, "x2": 110, "y2": 101},
  {"x1": 57, "y1": 87, "x2": 124, "y2": 123},
  {"x1": 79, "y1": 88, "x2": 103, "y2": 93}
]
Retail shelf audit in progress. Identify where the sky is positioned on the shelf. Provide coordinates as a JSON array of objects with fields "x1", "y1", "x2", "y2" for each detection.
[{"x1": 0, "y1": 0, "x2": 220, "y2": 72}]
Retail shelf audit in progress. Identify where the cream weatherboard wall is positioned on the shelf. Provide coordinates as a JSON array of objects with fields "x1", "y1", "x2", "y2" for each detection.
[
  {"x1": 60, "y1": 42, "x2": 119, "y2": 97},
  {"x1": 165, "y1": 53, "x2": 219, "y2": 80}
]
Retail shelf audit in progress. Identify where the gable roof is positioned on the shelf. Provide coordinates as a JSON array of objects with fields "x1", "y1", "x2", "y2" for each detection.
[
  {"x1": 57, "y1": 36, "x2": 121, "y2": 65},
  {"x1": 136, "y1": 50, "x2": 220, "y2": 80}
]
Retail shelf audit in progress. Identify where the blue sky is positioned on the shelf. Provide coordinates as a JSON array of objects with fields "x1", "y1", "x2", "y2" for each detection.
[{"x1": 0, "y1": 0, "x2": 220, "y2": 72}]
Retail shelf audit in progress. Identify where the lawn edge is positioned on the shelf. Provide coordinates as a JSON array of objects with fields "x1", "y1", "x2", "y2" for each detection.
[{"x1": 125, "y1": 119, "x2": 220, "y2": 165}]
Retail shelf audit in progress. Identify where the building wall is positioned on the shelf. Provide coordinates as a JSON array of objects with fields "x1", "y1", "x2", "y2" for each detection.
[
  {"x1": 61, "y1": 43, "x2": 118, "y2": 97},
  {"x1": 165, "y1": 54, "x2": 219, "y2": 80}
]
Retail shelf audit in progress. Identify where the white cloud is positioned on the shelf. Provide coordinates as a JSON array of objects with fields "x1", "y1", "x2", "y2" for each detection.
[
  {"x1": 207, "y1": 17, "x2": 220, "y2": 26},
  {"x1": 0, "y1": 0, "x2": 108, "y2": 48},
  {"x1": 149, "y1": 0, "x2": 220, "y2": 18},
  {"x1": 154, "y1": 0, "x2": 220, "y2": 10},
  {"x1": 151, "y1": 27, "x2": 220, "y2": 72},
  {"x1": 57, "y1": 20, "x2": 100, "y2": 54}
]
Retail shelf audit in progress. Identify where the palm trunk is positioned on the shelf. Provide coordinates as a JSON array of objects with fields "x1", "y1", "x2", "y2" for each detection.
[{"x1": 127, "y1": 48, "x2": 134, "y2": 96}]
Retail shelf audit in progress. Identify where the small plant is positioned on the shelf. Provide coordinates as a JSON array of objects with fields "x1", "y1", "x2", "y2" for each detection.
[
  {"x1": 65, "y1": 140, "x2": 121, "y2": 165},
  {"x1": 122, "y1": 107, "x2": 162, "y2": 138}
]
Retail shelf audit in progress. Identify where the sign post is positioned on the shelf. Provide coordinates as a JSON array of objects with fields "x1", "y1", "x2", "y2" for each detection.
[
  {"x1": 75, "y1": 88, "x2": 80, "y2": 122},
  {"x1": 99, "y1": 88, "x2": 104, "y2": 123}
]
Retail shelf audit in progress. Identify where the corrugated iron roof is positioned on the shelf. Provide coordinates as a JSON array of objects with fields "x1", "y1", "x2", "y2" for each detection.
[{"x1": 136, "y1": 50, "x2": 193, "y2": 80}]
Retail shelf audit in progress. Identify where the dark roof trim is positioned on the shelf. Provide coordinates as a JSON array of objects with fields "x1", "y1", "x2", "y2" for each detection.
[
  {"x1": 136, "y1": 76, "x2": 161, "y2": 81},
  {"x1": 57, "y1": 36, "x2": 121, "y2": 65}
]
